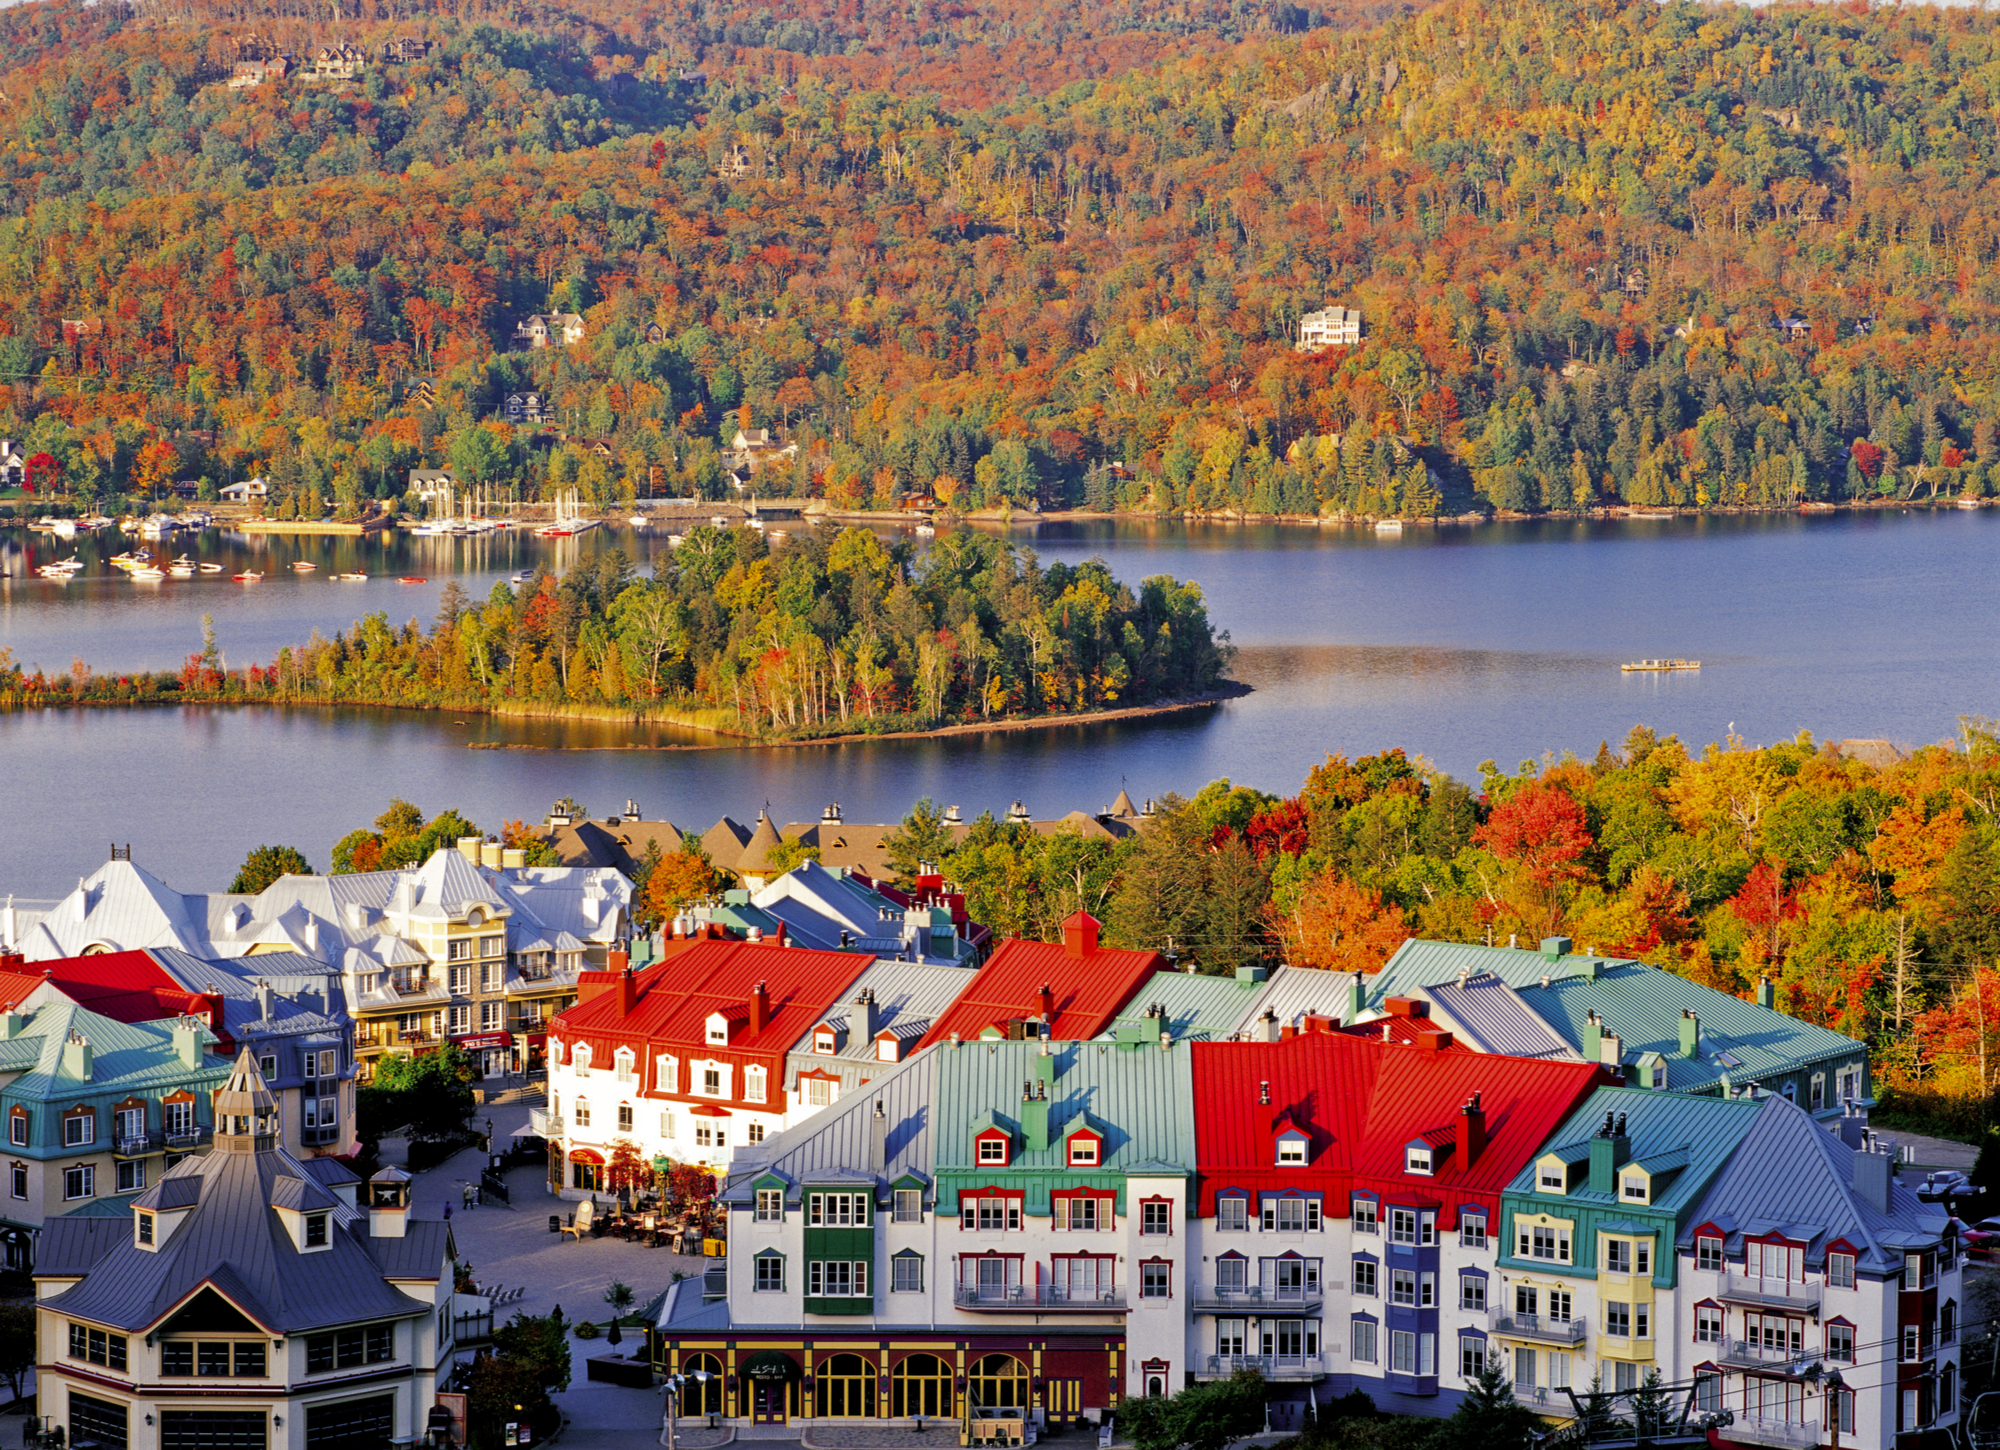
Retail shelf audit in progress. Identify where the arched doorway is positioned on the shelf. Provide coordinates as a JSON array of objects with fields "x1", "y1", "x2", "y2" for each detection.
[
  {"x1": 968, "y1": 1354, "x2": 1029, "y2": 1411},
  {"x1": 892, "y1": 1354, "x2": 953, "y2": 1418},
  {"x1": 816, "y1": 1352, "x2": 874, "y2": 1417},
  {"x1": 680, "y1": 1353, "x2": 724, "y2": 1415}
]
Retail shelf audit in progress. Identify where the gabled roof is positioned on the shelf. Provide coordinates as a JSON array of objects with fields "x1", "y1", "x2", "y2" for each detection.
[
  {"x1": 1502, "y1": 1085, "x2": 1767, "y2": 1220},
  {"x1": 1100, "y1": 969, "x2": 1272, "y2": 1043},
  {"x1": 0, "y1": 999, "x2": 225, "y2": 1102},
  {"x1": 1, "y1": 950, "x2": 214, "y2": 1026},
  {"x1": 1190, "y1": 1029, "x2": 1607, "y2": 1216},
  {"x1": 1227, "y1": 965, "x2": 1360, "y2": 1034},
  {"x1": 1369, "y1": 940, "x2": 1864, "y2": 1093},
  {"x1": 1680, "y1": 1095, "x2": 1949, "y2": 1273},
  {"x1": 782, "y1": 958, "x2": 974, "y2": 1088},
  {"x1": 720, "y1": 1045, "x2": 940, "y2": 1204},
  {"x1": 1419, "y1": 973, "x2": 1582, "y2": 1059},
  {"x1": 552, "y1": 939, "x2": 871, "y2": 1059},
  {"x1": 931, "y1": 1039, "x2": 1195, "y2": 1187},
  {"x1": 915, "y1": 929, "x2": 1163, "y2": 1049}
]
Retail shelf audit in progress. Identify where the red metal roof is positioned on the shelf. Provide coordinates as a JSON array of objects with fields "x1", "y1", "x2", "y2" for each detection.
[
  {"x1": 1190, "y1": 1028, "x2": 1608, "y2": 1228},
  {"x1": 1336, "y1": 1014, "x2": 1469, "y2": 1050},
  {"x1": 914, "y1": 927, "x2": 1163, "y2": 1049},
  {"x1": 13, "y1": 952, "x2": 217, "y2": 1027}
]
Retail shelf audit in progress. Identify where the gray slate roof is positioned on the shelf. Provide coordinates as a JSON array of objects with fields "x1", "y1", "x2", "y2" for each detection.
[
  {"x1": 1679, "y1": 1094, "x2": 1950, "y2": 1274},
  {"x1": 1421, "y1": 974, "x2": 1582, "y2": 1059},
  {"x1": 782, "y1": 960, "x2": 971, "y2": 1090}
]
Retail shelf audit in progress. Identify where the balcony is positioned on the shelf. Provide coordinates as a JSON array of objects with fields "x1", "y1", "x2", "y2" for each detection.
[
  {"x1": 1489, "y1": 1308, "x2": 1586, "y2": 1346},
  {"x1": 113, "y1": 1130, "x2": 163, "y2": 1158},
  {"x1": 1727, "y1": 1415, "x2": 1823, "y2": 1450},
  {"x1": 1718, "y1": 1273, "x2": 1822, "y2": 1315},
  {"x1": 1713, "y1": 1340, "x2": 1821, "y2": 1374},
  {"x1": 953, "y1": 1284, "x2": 1128, "y2": 1313},
  {"x1": 1195, "y1": 1354, "x2": 1326, "y2": 1382},
  {"x1": 164, "y1": 1126, "x2": 212, "y2": 1151},
  {"x1": 1513, "y1": 1385, "x2": 1571, "y2": 1412},
  {"x1": 1191, "y1": 1283, "x2": 1325, "y2": 1312}
]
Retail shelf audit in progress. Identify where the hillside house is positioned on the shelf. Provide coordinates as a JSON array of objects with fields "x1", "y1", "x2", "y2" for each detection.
[
  {"x1": 380, "y1": 38, "x2": 432, "y2": 62},
  {"x1": 515, "y1": 314, "x2": 585, "y2": 349},
  {"x1": 307, "y1": 44, "x2": 367, "y2": 81},
  {"x1": 503, "y1": 392, "x2": 547, "y2": 425},
  {"x1": 1296, "y1": 306, "x2": 1363, "y2": 352},
  {"x1": 226, "y1": 56, "x2": 292, "y2": 88}
]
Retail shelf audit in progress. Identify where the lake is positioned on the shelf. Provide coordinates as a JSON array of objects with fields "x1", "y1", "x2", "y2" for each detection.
[{"x1": 2, "y1": 507, "x2": 1994, "y2": 902}]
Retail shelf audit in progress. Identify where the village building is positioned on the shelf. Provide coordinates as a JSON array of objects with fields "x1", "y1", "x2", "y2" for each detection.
[
  {"x1": 514, "y1": 314, "x2": 585, "y2": 349},
  {"x1": 34, "y1": 1051, "x2": 457, "y2": 1450},
  {"x1": 1296, "y1": 306, "x2": 1363, "y2": 351}
]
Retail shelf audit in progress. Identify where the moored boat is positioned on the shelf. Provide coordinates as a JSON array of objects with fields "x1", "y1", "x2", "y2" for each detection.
[
  {"x1": 198, "y1": 562, "x2": 224, "y2": 574},
  {"x1": 1620, "y1": 658, "x2": 1701, "y2": 673},
  {"x1": 332, "y1": 572, "x2": 368, "y2": 582},
  {"x1": 398, "y1": 575, "x2": 427, "y2": 584},
  {"x1": 232, "y1": 571, "x2": 264, "y2": 582}
]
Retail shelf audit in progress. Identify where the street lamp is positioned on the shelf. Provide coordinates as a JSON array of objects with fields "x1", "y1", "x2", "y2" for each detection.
[{"x1": 1824, "y1": 1367, "x2": 1846, "y2": 1450}]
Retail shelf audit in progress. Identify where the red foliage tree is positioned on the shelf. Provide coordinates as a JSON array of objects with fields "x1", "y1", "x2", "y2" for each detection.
[{"x1": 1851, "y1": 439, "x2": 1886, "y2": 479}]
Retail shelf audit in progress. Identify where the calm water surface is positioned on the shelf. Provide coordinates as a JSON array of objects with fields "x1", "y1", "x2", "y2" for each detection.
[{"x1": 1, "y1": 509, "x2": 1993, "y2": 901}]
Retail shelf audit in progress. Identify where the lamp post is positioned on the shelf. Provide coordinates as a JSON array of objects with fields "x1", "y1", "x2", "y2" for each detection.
[{"x1": 1825, "y1": 1368, "x2": 1846, "y2": 1450}]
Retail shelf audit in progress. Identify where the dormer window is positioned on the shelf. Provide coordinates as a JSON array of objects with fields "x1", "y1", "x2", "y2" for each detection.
[
  {"x1": 137, "y1": 1211, "x2": 155, "y2": 1247},
  {"x1": 815, "y1": 1029, "x2": 836, "y2": 1054},
  {"x1": 1622, "y1": 1174, "x2": 1649, "y2": 1203},
  {"x1": 573, "y1": 1044, "x2": 591, "y2": 1071},
  {"x1": 1537, "y1": 1161, "x2": 1567, "y2": 1194},
  {"x1": 706, "y1": 1012, "x2": 734, "y2": 1046},
  {"x1": 305, "y1": 1211, "x2": 329, "y2": 1248},
  {"x1": 1406, "y1": 1146, "x2": 1432, "y2": 1175},
  {"x1": 976, "y1": 1129, "x2": 1011, "y2": 1167},
  {"x1": 1068, "y1": 1132, "x2": 1101, "y2": 1168}
]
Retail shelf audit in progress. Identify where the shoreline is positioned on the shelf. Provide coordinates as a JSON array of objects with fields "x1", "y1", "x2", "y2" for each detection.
[
  {"x1": 0, "y1": 683, "x2": 1251, "y2": 749},
  {"x1": 465, "y1": 682, "x2": 1253, "y2": 752}
]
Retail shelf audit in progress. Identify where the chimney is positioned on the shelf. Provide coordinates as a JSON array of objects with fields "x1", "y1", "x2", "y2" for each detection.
[
  {"x1": 1540, "y1": 936, "x2": 1572, "y2": 959},
  {"x1": 1853, "y1": 1140, "x2": 1893, "y2": 1214},
  {"x1": 1062, "y1": 914, "x2": 1100, "y2": 959},
  {"x1": 1588, "y1": 1110, "x2": 1631, "y2": 1192},
  {"x1": 1, "y1": 896, "x2": 16, "y2": 950},
  {"x1": 457, "y1": 835, "x2": 483, "y2": 864},
  {"x1": 618, "y1": 968, "x2": 637, "y2": 1017},
  {"x1": 1385, "y1": 996, "x2": 1428, "y2": 1019},
  {"x1": 366, "y1": 1171, "x2": 411, "y2": 1238},
  {"x1": 1347, "y1": 972, "x2": 1365, "y2": 1022},
  {"x1": 502, "y1": 847, "x2": 526, "y2": 869},
  {"x1": 750, "y1": 981, "x2": 769, "y2": 1035},
  {"x1": 1037, "y1": 981, "x2": 1056, "y2": 1020},
  {"x1": 304, "y1": 918, "x2": 321, "y2": 955},
  {"x1": 855, "y1": 989, "x2": 879, "y2": 1038},
  {"x1": 869, "y1": 1100, "x2": 888, "y2": 1173},
  {"x1": 1258, "y1": 1081, "x2": 1270, "y2": 1106},
  {"x1": 1021, "y1": 1079, "x2": 1050, "y2": 1151},
  {"x1": 772, "y1": 920, "x2": 788, "y2": 947},
  {"x1": 173, "y1": 1021, "x2": 203, "y2": 1068},
  {"x1": 1678, "y1": 1011, "x2": 1700, "y2": 1058},
  {"x1": 1599, "y1": 1030, "x2": 1623, "y2": 1068},
  {"x1": 1458, "y1": 1092, "x2": 1486, "y2": 1167},
  {"x1": 1838, "y1": 1096, "x2": 1871, "y2": 1148},
  {"x1": 62, "y1": 1033, "x2": 93, "y2": 1081},
  {"x1": 481, "y1": 840, "x2": 503, "y2": 868},
  {"x1": 1034, "y1": 1038, "x2": 1058, "y2": 1086},
  {"x1": 255, "y1": 980, "x2": 274, "y2": 1020},
  {"x1": 203, "y1": 992, "x2": 227, "y2": 1030},
  {"x1": 1757, "y1": 975, "x2": 1775, "y2": 1009},
  {"x1": 609, "y1": 947, "x2": 631, "y2": 974},
  {"x1": 1260, "y1": 1009, "x2": 1280, "y2": 1043},
  {"x1": 0, "y1": 1012, "x2": 20, "y2": 1041}
]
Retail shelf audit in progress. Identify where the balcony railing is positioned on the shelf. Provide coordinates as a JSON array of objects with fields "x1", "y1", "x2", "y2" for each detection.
[
  {"x1": 113, "y1": 1130, "x2": 163, "y2": 1157},
  {"x1": 1713, "y1": 1339, "x2": 1820, "y2": 1374},
  {"x1": 1719, "y1": 1273, "x2": 1823, "y2": 1314},
  {"x1": 1197, "y1": 1354, "x2": 1326, "y2": 1382},
  {"x1": 953, "y1": 1284, "x2": 1128, "y2": 1312},
  {"x1": 164, "y1": 1126, "x2": 212, "y2": 1151},
  {"x1": 1514, "y1": 1385, "x2": 1569, "y2": 1411},
  {"x1": 1191, "y1": 1283, "x2": 1324, "y2": 1311},
  {"x1": 1489, "y1": 1308, "x2": 1587, "y2": 1345},
  {"x1": 1728, "y1": 1415, "x2": 1822, "y2": 1450}
]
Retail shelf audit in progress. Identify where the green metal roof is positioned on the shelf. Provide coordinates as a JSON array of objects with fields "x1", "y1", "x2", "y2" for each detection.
[
  {"x1": 1373, "y1": 940, "x2": 1864, "y2": 1093},
  {"x1": 0, "y1": 1000, "x2": 228, "y2": 1104},
  {"x1": 932, "y1": 1038, "x2": 1195, "y2": 1213},
  {"x1": 1097, "y1": 969, "x2": 1271, "y2": 1043},
  {"x1": 1504, "y1": 1085, "x2": 1766, "y2": 1220}
]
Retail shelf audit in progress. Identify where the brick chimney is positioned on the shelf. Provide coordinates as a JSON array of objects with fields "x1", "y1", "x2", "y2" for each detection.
[
  {"x1": 618, "y1": 968, "x2": 637, "y2": 1017},
  {"x1": 750, "y1": 981, "x2": 769, "y2": 1034},
  {"x1": 1457, "y1": 1092, "x2": 1486, "y2": 1167},
  {"x1": 609, "y1": 947, "x2": 631, "y2": 974},
  {"x1": 1036, "y1": 982, "x2": 1055, "y2": 1021}
]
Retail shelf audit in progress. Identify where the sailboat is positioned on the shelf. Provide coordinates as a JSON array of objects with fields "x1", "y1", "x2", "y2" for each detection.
[{"x1": 535, "y1": 490, "x2": 599, "y2": 537}]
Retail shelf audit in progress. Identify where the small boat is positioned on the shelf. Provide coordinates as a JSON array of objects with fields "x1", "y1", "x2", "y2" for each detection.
[
  {"x1": 49, "y1": 519, "x2": 77, "y2": 539},
  {"x1": 292, "y1": 561, "x2": 317, "y2": 572},
  {"x1": 169, "y1": 564, "x2": 195, "y2": 578},
  {"x1": 332, "y1": 572, "x2": 368, "y2": 582},
  {"x1": 912, "y1": 522, "x2": 935, "y2": 538},
  {"x1": 398, "y1": 575, "x2": 428, "y2": 584},
  {"x1": 232, "y1": 571, "x2": 264, "y2": 583},
  {"x1": 198, "y1": 562, "x2": 224, "y2": 574},
  {"x1": 509, "y1": 570, "x2": 535, "y2": 585},
  {"x1": 1620, "y1": 658, "x2": 1701, "y2": 673},
  {"x1": 666, "y1": 534, "x2": 685, "y2": 548},
  {"x1": 128, "y1": 566, "x2": 166, "y2": 581},
  {"x1": 1958, "y1": 497, "x2": 1986, "y2": 510},
  {"x1": 629, "y1": 515, "x2": 648, "y2": 528},
  {"x1": 1374, "y1": 519, "x2": 1404, "y2": 534},
  {"x1": 132, "y1": 548, "x2": 153, "y2": 562}
]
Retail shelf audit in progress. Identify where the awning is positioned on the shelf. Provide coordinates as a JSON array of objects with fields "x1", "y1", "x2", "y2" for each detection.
[
  {"x1": 568, "y1": 1147, "x2": 605, "y2": 1165},
  {"x1": 451, "y1": 1032, "x2": 510, "y2": 1051},
  {"x1": 526, "y1": 1032, "x2": 549, "y2": 1047},
  {"x1": 689, "y1": 1104, "x2": 732, "y2": 1118},
  {"x1": 740, "y1": 1350, "x2": 800, "y2": 1383}
]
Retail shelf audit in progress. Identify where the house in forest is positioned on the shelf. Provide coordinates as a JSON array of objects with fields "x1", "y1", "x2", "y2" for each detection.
[
  {"x1": 307, "y1": 44, "x2": 367, "y2": 81},
  {"x1": 1296, "y1": 306, "x2": 1363, "y2": 352},
  {"x1": 515, "y1": 314, "x2": 585, "y2": 349},
  {"x1": 406, "y1": 378, "x2": 438, "y2": 409},
  {"x1": 219, "y1": 478, "x2": 268, "y2": 504},
  {"x1": 0, "y1": 441, "x2": 25, "y2": 489},
  {"x1": 503, "y1": 392, "x2": 547, "y2": 425},
  {"x1": 226, "y1": 56, "x2": 291, "y2": 88},
  {"x1": 380, "y1": 38, "x2": 433, "y2": 62},
  {"x1": 644, "y1": 321, "x2": 667, "y2": 344},
  {"x1": 405, "y1": 468, "x2": 455, "y2": 505}
]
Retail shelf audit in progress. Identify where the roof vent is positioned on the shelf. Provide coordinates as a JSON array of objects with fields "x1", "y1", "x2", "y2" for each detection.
[{"x1": 1259, "y1": 1081, "x2": 1270, "y2": 1105}]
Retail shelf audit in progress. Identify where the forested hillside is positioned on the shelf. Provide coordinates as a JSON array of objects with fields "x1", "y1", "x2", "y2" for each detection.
[{"x1": 3, "y1": 0, "x2": 2000, "y2": 520}]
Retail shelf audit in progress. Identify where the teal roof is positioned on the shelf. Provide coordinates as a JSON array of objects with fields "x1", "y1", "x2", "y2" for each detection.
[
  {"x1": 1505, "y1": 1086, "x2": 1765, "y2": 1220},
  {"x1": 54, "y1": 1198, "x2": 137, "y2": 1221},
  {"x1": 1099, "y1": 970, "x2": 1271, "y2": 1043},
  {"x1": 1373, "y1": 940, "x2": 1864, "y2": 1094},
  {"x1": 0, "y1": 1000, "x2": 227, "y2": 1105},
  {"x1": 933, "y1": 1039, "x2": 1195, "y2": 1211}
]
